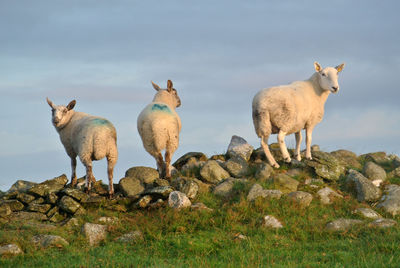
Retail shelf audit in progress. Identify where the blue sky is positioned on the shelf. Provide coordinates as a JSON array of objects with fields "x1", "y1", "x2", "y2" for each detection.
[{"x1": 1, "y1": 1, "x2": 399, "y2": 190}]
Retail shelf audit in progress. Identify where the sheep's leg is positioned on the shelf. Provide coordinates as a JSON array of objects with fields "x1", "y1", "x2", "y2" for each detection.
[
  {"x1": 84, "y1": 161, "x2": 94, "y2": 193},
  {"x1": 165, "y1": 150, "x2": 172, "y2": 180},
  {"x1": 154, "y1": 152, "x2": 165, "y2": 178},
  {"x1": 107, "y1": 156, "x2": 116, "y2": 198},
  {"x1": 278, "y1": 130, "x2": 291, "y2": 163},
  {"x1": 305, "y1": 127, "x2": 314, "y2": 160},
  {"x1": 294, "y1": 132, "x2": 302, "y2": 161},
  {"x1": 71, "y1": 157, "x2": 78, "y2": 186},
  {"x1": 261, "y1": 136, "x2": 280, "y2": 168}
]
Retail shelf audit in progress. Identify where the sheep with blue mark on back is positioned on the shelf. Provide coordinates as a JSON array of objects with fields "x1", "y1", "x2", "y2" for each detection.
[
  {"x1": 46, "y1": 98, "x2": 118, "y2": 197},
  {"x1": 137, "y1": 80, "x2": 182, "y2": 180}
]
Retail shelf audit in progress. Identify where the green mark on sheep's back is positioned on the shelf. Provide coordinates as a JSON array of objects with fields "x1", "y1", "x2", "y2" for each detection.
[
  {"x1": 91, "y1": 118, "x2": 111, "y2": 126},
  {"x1": 151, "y1": 104, "x2": 172, "y2": 114}
]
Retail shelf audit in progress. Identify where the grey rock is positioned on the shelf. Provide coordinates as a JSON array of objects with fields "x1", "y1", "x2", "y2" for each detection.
[
  {"x1": 47, "y1": 207, "x2": 66, "y2": 223},
  {"x1": 173, "y1": 152, "x2": 208, "y2": 170},
  {"x1": 62, "y1": 188, "x2": 89, "y2": 202},
  {"x1": 81, "y1": 223, "x2": 107, "y2": 246},
  {"x1": 191, "y1": 202, "x2": 213, "y2": 211},
  {"x1": 181, "y1": 180, "x2": 199, "y2": 200},
  {"x1": 7, "y1": 180, "x2": 37, "y2": 193},
  {"x1": 168, "y1": 191, "x2": 191, "y2": 209},
  {"x1": 377, "y1": 184, "x2": 400, "y2": 216},
  {"x1": 363, "y1": 161, "x2": 386, "y2": 183},
  {"x1": 119, "y1": 177, "x2": 145, "y2": 197},
  {"x1": 154, "y1": 178, "x2": 170, "y2": 187},
  {"x1": 98, "y1": 216, "x2": 119, "y2": 225},
  {"x1": 193, "y1": 178, "x2": 212, "y2": 193},
  {"x1": 227, "y1": 135, "x2": 254, "y2": 161},
  {"x1": 136, "y1": 195, "x2": 152, "y2": 208},
  {"x1": 285, "y1": 168, "x2": 303, "y2": 178},
  {"x1": 8, "y1": 211, "x2": 47, "y2": 221},
  {"x1": 0, "y1": 202, "x2": 12, "y2": 217},
  {"x1": 27, "y1": 203, "x2": 51, "y2": 214},
  {"x1": 247, "y1": 184, "x2": 282, "y2": 202},
  {"x1": 32, "y1": 234, "x2": 69, "y2": 248},
  {"x1": 213, "y1": 180, "x2": 235, "y2": 197},
  {"x1": 30, "y1": 197, "x2": 45, "y2": 205},
  {"x1": 330, "y1": 149, "x2": 361, "y2": 169},
  {"x1": 144, "y1": 186, "x2": 174, "y2": 199},
  {"x1": 325, "y1": 218, "x2": 363, "y2": 232},
  {"x1": 344, "y1": 169, "x2": 382, "y2": 202},
  {"x1": 390, "y1": 154, "x2": 400, "y2": 168},
  {"x1": 360, "y1": 152, "x2": 388, "y2": 165},
  {"x1": 28, "y1": 174, "x2": 68, "y2": 197},
  {"x1": 369, "y1": 218, "x2": 397, "y2": 229},
  {"x1": 223, "y1": 157, "x2": 249, "y2": 178},
  {"x1": 116, "y1": 231, "x2": 143, "y2": 243},
  {"x1": 263, "y1": 215, "x2": 283, "y2": 228},
  {"x1": 305, "y1": 151, "x2": 346, "y2": 181},
  {"x1": 0, "y1": 244, "x2": 23, "y2": 256},
  {"x1": 200, "y1": 160, "x2": 230, "y2": 184},
  {"x1": 59, "y1": 196, "x2": 82, "y2": 214},
  {"x1": 62, "y1": 217, "x2": 80, "y2": 228},
  {"x1": 149, "y1": 199, "x2": 165, "y2": 209},
  {"x1": 16, "y1": 193, "x2": 36, "y2": 204},
  {"x1": 269, "y1": 174, "x2": 299, "y2": 193},
  {"x1": 46, "y1": 192, "x2": 59, "y2": 204},
  {"x1": 125, "y1": 166, "x2": 159, "y2": 185},
  {"x1": 389, "y1": 166, "x2": 400, "y2": 178},
  {"x1": 1, "y1": 199, "x2": 24, "y2": 211},
  {"x1": 286, "y1": 191, "x2": 313, "y2": 208},
  {"x1": 316, "y1": 187, "x2": 343, "y2": 205},
  {"x1": 353, "y1": 208, "x2": 382, "y2": 219},
  {"x1": 311, "y1": 144, "x2": 320, "y2": 152},
  {"x1": 255, "y1": 163, "x2": 274, "y2": 181}
]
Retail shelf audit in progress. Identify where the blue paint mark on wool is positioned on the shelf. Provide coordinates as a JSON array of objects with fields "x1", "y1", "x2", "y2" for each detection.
[
  {"x1": 91, "y1": 118, "x2": 110, "y2": 126},
  {"x1": 151, "y1": 104, "x2": 172, "y2": 114}
]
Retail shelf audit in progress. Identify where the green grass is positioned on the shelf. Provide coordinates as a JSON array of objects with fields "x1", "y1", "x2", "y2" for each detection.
[{"x1": 1, "y1": 186, "x2": 399, "y2": 267}]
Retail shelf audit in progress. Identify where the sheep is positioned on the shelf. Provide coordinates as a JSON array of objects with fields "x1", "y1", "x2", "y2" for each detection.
[
  {"x1": 46, "y1": 98, "x2": 118, "y2": 197},
  {"x1": 137, "y1": 80, "x2": 182, "y2": 180},
  {"x1": 252, "y1": 62, "x2": 345, "y2": 168}
]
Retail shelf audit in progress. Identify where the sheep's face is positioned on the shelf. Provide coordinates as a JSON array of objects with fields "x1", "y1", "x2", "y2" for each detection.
[
  {"x1": 314, "y1": 62, "x2": 345, "y2": 93},
  {"x1": 46, "y1": 98, "x2": 76, "y2": 129},
  {"x1": 152, "y1": 80, "x2": 181, "y2": 108}
]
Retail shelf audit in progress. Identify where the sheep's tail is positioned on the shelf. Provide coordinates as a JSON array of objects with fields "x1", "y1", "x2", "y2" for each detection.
[{"x1": 252, "y1": 108, "x2": 271, "y2": 138}]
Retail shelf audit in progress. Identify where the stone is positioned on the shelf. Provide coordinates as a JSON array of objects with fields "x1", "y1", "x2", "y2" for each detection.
[
  {"x1": 193, "y1": 178, "x2": 211, "y2": 193},
  {"x1": 81, "y1": 223, "x2": 107, "y2": 246},
  {"x1": 173, "y1": 152, "x2": 208, "y2": 170},
  {"x1": 149, "y1": 199, "x2": 165, "y2": 209},
  {"x1": 255, "y1": 163, "x2": 274, "y2": 181},
  {"x1": 250, "y1": 147, "x2": 267, "y2": 163},
  {"x1": 154, "y1": 178, "x2": 170, "y2": 187},
  {"x1": 389, "y1": 167, "x2": 400, "y2": 178},
  {"x1": 125, "y1": 166, "x2": 159, "y2": 185},
  {"x1": 200, "y1": 160, "x2": 230, "y2": 184},
  {"x1": 210, "y1": 154, "x2": 226, "y2": 161},
  {"x1": 286, "y1": 191, "x2": 313, "y2": 208},
  {"x1": 390, "y1": 154, "x2": 400, "y2": 168},
  {"x1": 305, "y1": 151, "x2": 346, "y2": 181},
  {"x1": 363, "y1": 161, "x2": 387, "y2": 183},
  {"x1": 46, "y1": 192, "x2": 59, "y2": 204},
  {"x1": 191, "y1": 202, "x2": 213, "y2": 211},
  {"x1": 47, "y1": 207, "x2": 66, "y2": 223},
  {"x1": 0, "y1": 244, "x2": 23, "y2": 256},
  {"x1": 59, "y1": 196, "x2": 82, "y2": 214},
  {"x1": 213, "y1": 180, "x2": 235, "y2": 197},
  {"x1": 136, "y1": 195, "x2": 152, "y2": 208},
  {"x1": 330, "y1": 149, "x2": 361, "y2": 169},
  {"x1": 28, "y1": 174, "x2": 68, "y2": 197},
  {"x1": 227, "y1": 135, "x2": 254, "y2": 162},
  {"x1": 181, "y1": 180, "x2": 199, "y2": 200},
  {"x1": 8, "y1": 211, "x2": 47, "y2": 221},
  {"x1": 247, "y1": 184, "x2": 282, "y2": 202},
  {"x1": 311, "y1": 145, "x2": 320, "y2": 152},
  {"x1": 7, "y1": 180, "x2": 37, "y2": 193},
  {"x1": 263, "y1": 215, "x2": 283, "y2": 228},
  {"x1": 223, "y1": 157, "x2": 249, "y2": 178},
  {"x1": 16, "y1": 193, "x2": 36, "y2": 204},
  {"x1": 62, "y1": 217, "x2": 80, "y2": 228},
  {"x1": 1, "y1": 199, "x2": 24, "y2": 211},
  {"x1": 377, "y1": 184, "x2": 400, "y2": 216},
  {"x1": 32, "y1": 234, "x2": 69, "y2": 248},
  {"x1": 144, "y1": 186, "x2": 174, "y2": 199},
  {"x1": 285, "y1": 168, "x2": 303, "y2": 178},
  {"x1": 119, "y1": 177, "x2": 145, "y2": 197},
  {"x1": 81, "y1": 195, "x2": 107, "y2": 206},
  {"x1": 369, "y1": 218, "x2": 397, "y2": 229},
  {"x1": 0, "y1": 202, "x2": 12, "y2": 217},
  {"x1": 98, "y1": 216, "x2": 119, "y2": 225},
  {"x1": 344, "y1": 169, "x2": 382, "y2": 202},
  {"x1": 353, "y1": 208, "x2": 381, "y2": 219},
  {"x1": 360, "y1": 152, "x2": 388, "y2": 165},
  {"x1": 116, "y1": 230, "x2": 144, "y2": 243},
  {"x1": 62, "y1": 188, "x2": 89, "y2": 202},
  {"x1": 325, "y1": 219, "x2": 363, "y2": 232},
  {"x1": 31, "y1": 197, "x2": 45, "y2": 205},
  {"x1": 316, "y1": 187, "x2": 343, "y2": 205},
  {"x1": 27, "y1": 203, "x2": 51, "y2": 214},
  {"x1": 168, "y1": 191, "x2": 191, "y2": 209},
  {"x1": 269, "y1": 174, "x2": 299, "y2": 193}
]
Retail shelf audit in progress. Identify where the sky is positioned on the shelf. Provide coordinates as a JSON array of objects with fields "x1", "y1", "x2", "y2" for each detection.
[{"x1": 1, "y1": 0, "x2": 399, "y2": 191}]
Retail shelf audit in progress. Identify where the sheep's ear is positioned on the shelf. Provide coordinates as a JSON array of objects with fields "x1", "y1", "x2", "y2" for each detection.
[
  {"x1": 335, "y1": 63, "x2": 345, "y2": 73},
  {"x1": 151, "y1": 81, "x2": 161, "y2": 91},
  {"x1": 167, "y1": 80, "x2": 173, "y2": 92},
  {"x1": 66, "y1": 100, "x2": 76, "y2": 110},
  {"x1": 46, "y1": 97, "x2": 56, "y2": 109},
  {"x1": 314, "y1": 62, "x2": 322, "y2": 72}
]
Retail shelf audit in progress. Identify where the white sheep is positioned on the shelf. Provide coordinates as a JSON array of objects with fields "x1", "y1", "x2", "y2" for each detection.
[
  {"x1": 46, "y1": 98, "x2": 118, "y2": 197},
  {"x1": 137, "y1": 80, "x2": 182, "y2": 179},
  {"x1": 252, "y1": 62, "x2": 345, "y2": 168}
]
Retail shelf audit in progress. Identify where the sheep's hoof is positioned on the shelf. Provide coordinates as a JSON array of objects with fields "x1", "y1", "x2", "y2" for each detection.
[
  {"x1": 108, "y1": 192, "x2": 114, "y2": 199},
  {"x1": 272, "y1": 163, "x2": 280, "y2": 168},
  {"x1": 283, "y1": 157, "x2": 292, "y2": 163},
  {"x1": 306, "y1": 156, "x2": 313, "y2": 160},
  {"x1": 295, "y1": 155, "x2": 302, "y2": 161}
]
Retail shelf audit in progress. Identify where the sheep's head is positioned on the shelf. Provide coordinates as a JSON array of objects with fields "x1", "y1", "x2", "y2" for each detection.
[
  {"x1": 152, "y1": 80, "x2": 181, "y2": 108},
  {"x1": 46, "y1": 98, "x2": 76, "y2": 129},
  {"x1": 314, "y1": 62, "x2": 345, "y2": 93}
]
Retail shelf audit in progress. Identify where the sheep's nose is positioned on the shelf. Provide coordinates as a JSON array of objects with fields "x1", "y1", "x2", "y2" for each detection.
[{"x1": 331, "y1": 86, "x2": 339, "y2": 92}]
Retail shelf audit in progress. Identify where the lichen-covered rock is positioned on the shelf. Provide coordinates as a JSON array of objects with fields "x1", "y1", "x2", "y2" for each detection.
[
  {"x1": 1, "y1": 199, "x2": 24, "y2": 211},
  {"x1": 213, "y1": 180, "x2": 235, "y2": 197},
  {"x1": 153, "y1": 178, "x2": 170, "y2": 187},
  {"x1": 119, "y1": 177, "x2": 145, "y2": 197},
  {"x1": 227, "y1": 135, "x2": 254, "y2": 162},
  {"x1": 116, "y1": 230, "x2": 144, "y2": 243},
  {"x1": 263, "y1": 215, "x2": 283, "y2": 228},
  {"x1": 353, "y1": 208, "x2": 381, "y2": 219},
  {"x1": 98, "y1": 216, "x2": 119, "y2": 225},
  {"x1": 59, "y1": 196, "x2": 82, "y2": 214},
  {"x1": 168, "y1": 191, "x2": 191, "y2": 209},
  {"x1": 316, "y1": 187, "x2": 343, "y2": 205},
  {"x1": 363, "y1": 161, "x2": 387, "y2": 185},
  {"x1": 344, "y1": 169, "x2": 382, "y2": 202},
  {"x1": 0, "y1": 244, "x2": 23, "y2": 256},
  {"x1": 360, "y1": 152, "x2": 388, "y2": 165},
  {"x1": 47, "y1": 207, "x2": 66, "y2": 223},
  {"x1": 223, "y1": 157, "x2": 249, "y2": 178},
  {"x1": 286, "y1": 191, "x2": 313, "y2": 208},
  {"x1": 32, "y1": 234, "x2": 69, "y2": 248},
  {"x1": 269, "y1": 174, "x2": 299, "y2": 193},
  {"x1": 144, "y1": 186, "x2": 174, "y2": 199},
  {"x1": 200, "y1": 160, "x2": 230, "y2": 184},
  {"x1": 8, "y1": 211, "x2": 47, "y2": 221},
  {"x1": 46, "y1": 192, "x2": 59, "y2": 204},
  {"x1": 181, "y1": 180, "x2": 199, "y2": 200},
  {"x1": 389, "y1": 166, "x2": 400, "y2": 178},
  {"x1": 305, "y1": 151, "x2": 346, "y2": 181},
  {"x1": 254, "y1": 163, "x2": 274, "y2": 181},
  {"x1": 7, "y1": 180, "x2": 37, "y2": 193},
  {"x1": 377, "y1": 184, "x2": 400, "y2": 216},
  {"x1": 27, "y1": 203, "x2": 51, "y2": 214},
  {"x1": 62, "y1": 188, "x2": 89, "y2": 202},
  {"x1": 135, "y1": 195, "x2": 152, "y2": 208},
  {"x1": 173, "y1": 152, "x2": 208, "y2": 170},
  {"x1": 28, "y1": 174, "x2": 68, "y2": 197},
  {"x1": 125, "y1": 166, "x2": 159, "y2": 185},
  {"x1": 0, "y1": 202, "x2": 12, "y2": 217},
  {"x1": 247, "y1": 184, "x2": 282, "y2": 202},
  {"x1": 325, "y1": 218, "x2": 363, "y2": 232},
  {"x1": 330, "y1": 149, "x2": 361, "y2": 169},
  {"x1": 369, "y1": 218, "x2": 397, "y2": 229},
  {"x1": 81, "y1": 223, "x2": 107, "y2": 246},
  {"x1": 16, "y1": 193, "x2": 36, "y2": 204}
]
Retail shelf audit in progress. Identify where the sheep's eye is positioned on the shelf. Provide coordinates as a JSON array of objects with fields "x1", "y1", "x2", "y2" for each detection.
[{"x1": 321, "y1": 73, "x2": 326, "y2": 77}]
